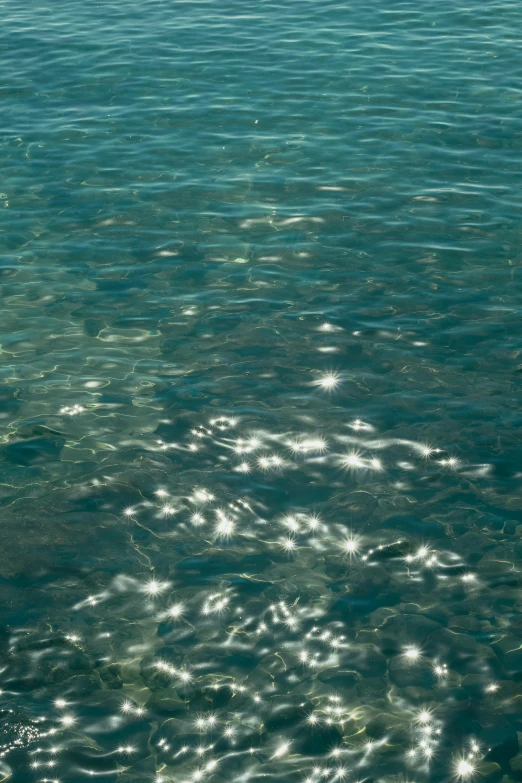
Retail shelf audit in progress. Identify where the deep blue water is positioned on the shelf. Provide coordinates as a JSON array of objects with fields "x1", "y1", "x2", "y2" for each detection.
[{"x1": 1, "y1": 0, "x2": 522, "y2": 781}]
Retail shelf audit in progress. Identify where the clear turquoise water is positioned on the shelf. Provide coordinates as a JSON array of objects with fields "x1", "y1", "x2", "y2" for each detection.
[{"x1": 2, "y1": 0, "x2": 522, "y2": 781}]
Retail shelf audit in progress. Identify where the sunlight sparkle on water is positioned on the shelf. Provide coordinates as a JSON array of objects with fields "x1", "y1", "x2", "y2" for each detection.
[
  {"x1": 313, "y1": 372, "x2": 342, "y2": 390},
  {"x1": 0, "y1": 416, "x2": 506, "y2": 783}
]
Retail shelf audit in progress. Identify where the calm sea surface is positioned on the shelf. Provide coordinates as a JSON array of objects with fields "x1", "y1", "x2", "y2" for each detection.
[{"x1": 1, "y1": 0, "x2": 522, "y2": 781}]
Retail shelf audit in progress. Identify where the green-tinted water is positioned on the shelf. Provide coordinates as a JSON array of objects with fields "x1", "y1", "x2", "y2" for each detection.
[{"x1": 1, "y1": 0, "x2": 522, "y2": 781}]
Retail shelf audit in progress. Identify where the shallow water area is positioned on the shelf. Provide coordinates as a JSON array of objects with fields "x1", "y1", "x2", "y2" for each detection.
[{"x1": 2, "y1": 0, "x2": 522, "y2": 781}]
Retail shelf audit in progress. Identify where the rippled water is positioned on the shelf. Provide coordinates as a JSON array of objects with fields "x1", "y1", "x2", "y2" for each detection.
[{"x1": 2, "y1": 0, "x2": 522, "y2": 781}]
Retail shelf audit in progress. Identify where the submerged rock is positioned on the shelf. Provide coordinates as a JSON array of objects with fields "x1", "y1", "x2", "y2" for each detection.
[
  {"x1": 294, "y1": 722, "x2": 343, "y2": 755},
  {"x1": 388, "y1": 656, "x2": 436, "y2": 689}
]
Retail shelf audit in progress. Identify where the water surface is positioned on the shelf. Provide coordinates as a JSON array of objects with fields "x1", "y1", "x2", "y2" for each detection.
[{"x1": 1, "y1": 1, "x2": 522, "y2": 782}]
